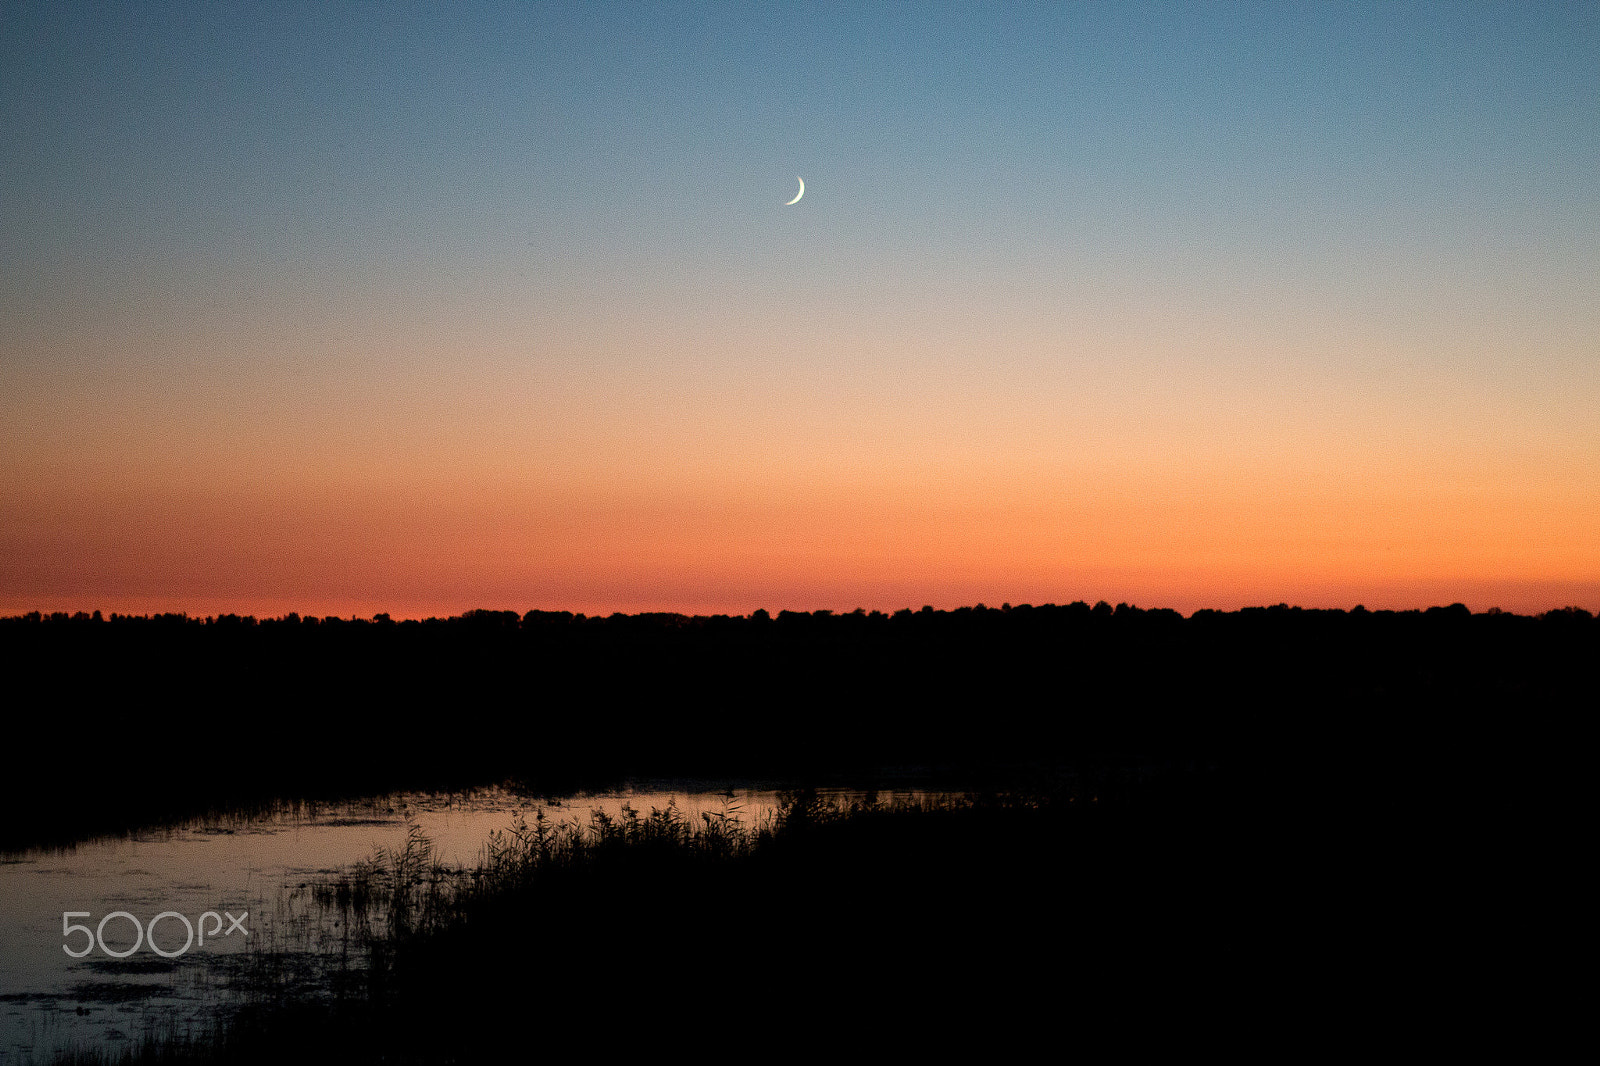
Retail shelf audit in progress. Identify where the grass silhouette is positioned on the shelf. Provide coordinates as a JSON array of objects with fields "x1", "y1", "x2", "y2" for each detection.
[{"x1": 48, "y1": 772, "x2": 1288, "y2": 1063}]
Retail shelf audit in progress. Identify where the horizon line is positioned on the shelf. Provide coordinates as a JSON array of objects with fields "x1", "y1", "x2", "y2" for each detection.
[{"x1": 6, "y1": 599, "x2": 1597, "y2": 627}]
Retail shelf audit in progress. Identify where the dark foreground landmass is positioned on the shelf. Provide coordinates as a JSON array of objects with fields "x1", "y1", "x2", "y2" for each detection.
[
  {"x1": 6, "y1": 601, "x2": 1585, "y2": 1062},
  {"x1": 52, "y1": 784, "x2": 1304, "y2": 1063},
  {"x1": 2, "y1": 600, "x2": 1592, "y2": 853}
]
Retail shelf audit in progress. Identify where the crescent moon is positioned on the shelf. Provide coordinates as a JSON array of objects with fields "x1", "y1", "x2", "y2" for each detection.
[{"x1": 785, "y1": 177, "x2": 804, "y2": 205}]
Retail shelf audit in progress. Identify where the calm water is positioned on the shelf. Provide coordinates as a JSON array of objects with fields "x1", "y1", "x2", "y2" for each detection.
[{"x1": 0, "y1": 782, "x2": 934, "y2": 1062}]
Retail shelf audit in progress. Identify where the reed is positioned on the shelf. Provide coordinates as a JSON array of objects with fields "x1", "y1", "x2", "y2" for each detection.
[{"x1": 49, "y1": 774, "x2": 1266, "y2": 1064}]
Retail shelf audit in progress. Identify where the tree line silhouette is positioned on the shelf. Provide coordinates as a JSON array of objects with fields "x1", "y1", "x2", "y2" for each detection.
[{"x1": 1, "y1": 600, "x2": 1591, "y2": 852}]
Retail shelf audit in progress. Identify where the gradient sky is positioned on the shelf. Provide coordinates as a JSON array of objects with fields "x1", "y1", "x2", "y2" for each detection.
[{"x1": 3, "y1": 1, "x2": 1597, "y2": 617}]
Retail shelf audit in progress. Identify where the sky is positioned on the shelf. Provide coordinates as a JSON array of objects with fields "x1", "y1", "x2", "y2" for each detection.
[{"x1": 2, "y1": 1, "x2": 1597, "y2": 618}]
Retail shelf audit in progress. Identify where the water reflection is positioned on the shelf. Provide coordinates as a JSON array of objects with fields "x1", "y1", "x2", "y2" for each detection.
[{"x1": 0, "y1": 782, "x2": 941, "y2": 1061}]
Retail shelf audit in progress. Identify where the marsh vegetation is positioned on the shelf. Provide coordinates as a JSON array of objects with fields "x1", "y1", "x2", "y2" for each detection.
[
  {"x1": 4, "y1": 600, "x2": 1586, "y2": 1060},
  {"x1": 45, "y1": 773, "x2": 1271, "y2": 1062}
]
